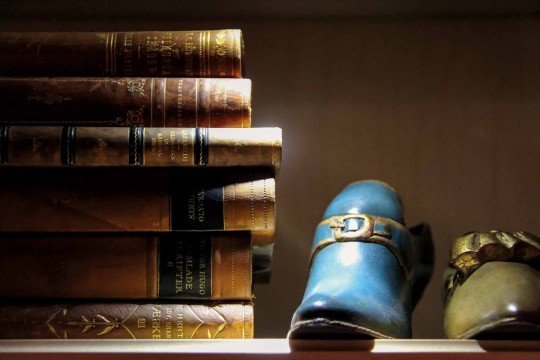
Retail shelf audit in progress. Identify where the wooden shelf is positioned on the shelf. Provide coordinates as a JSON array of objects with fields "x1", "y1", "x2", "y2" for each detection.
[{"x1": 0, "y1": 339, "x2": 539, "y2": 359}]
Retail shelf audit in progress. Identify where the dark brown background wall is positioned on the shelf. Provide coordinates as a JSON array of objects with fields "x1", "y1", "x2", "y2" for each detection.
[{"x1": 1, "y1": 1, "x2": 539, "y2": 339}]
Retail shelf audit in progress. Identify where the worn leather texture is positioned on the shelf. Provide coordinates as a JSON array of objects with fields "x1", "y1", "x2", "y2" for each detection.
[
  {"x1": 289, "y1": 180, "x2": 433, "y2": 339},
  {"x1": 0, "y1": 30, "x2": 243, "y2": 77},
  {"x1": 2, "y1": 126, "x2": 281, "y2": 167},
  {"x1": 0, "y1": 233, "x2": 252, "y2": 300},
  {"x1": 0, "y1": 302, "x2": 253, "y2": 339},
  {"x1": 0, "y1": 77, "x2": 251, "y2": 127},
  {"x1": 444, "y1": 261, "x2": 540, "y2": 339},
  {"x1": 0, "y1": 169, "x2": 275, "y2": 243},
  {"x1": 223, "y1": 178, "x2": 276, "y2": 242},
  {"x1": 210, "y1": 235, "x2": 252, "y2": 300}
]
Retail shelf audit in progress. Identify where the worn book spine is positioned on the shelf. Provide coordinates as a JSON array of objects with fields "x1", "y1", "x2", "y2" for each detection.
[
  {"x1": 0, "y1": 77, "x2": 251, "y2": 127},
  {"x1": 0, "y1": 127, "x2": 281, "y2": 167},
  {"x1": 0, "y1": 233, "x2": 251, "y2": 300},
  {"x1": 0, "y1": 172, "x2": 276, "y2": 244},
  {"x1": 0, "y1": 302, "x2": 253, "y2": 339},
  {"x1": 0, "y1": 30, "x2": 243, "y2": 78}
]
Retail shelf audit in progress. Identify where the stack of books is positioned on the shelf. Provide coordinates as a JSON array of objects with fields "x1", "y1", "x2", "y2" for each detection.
[{"x1": 0, "y1": 30, "x2": 281, "y2": 339}]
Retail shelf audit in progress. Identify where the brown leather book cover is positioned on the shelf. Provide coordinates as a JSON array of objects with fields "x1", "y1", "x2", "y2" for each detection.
[
  {"x1": 0, "y1": 233, "x2": 251, "y2": 300},
  {"x1": 0, "y1": 78, "x2": 251, "y2": 127},
  {"x1": 0, "y1": 168, "x2": 276, "y2": 244},
  {"x1": 0, "y1": 127, "x2": 281, "y2": 167},
  {"x1": 0, "y1": 302, "x2": 253, "y2": 339},
  {"x1": 0, "y1": 30, "x2": 243, "y2": 77}
]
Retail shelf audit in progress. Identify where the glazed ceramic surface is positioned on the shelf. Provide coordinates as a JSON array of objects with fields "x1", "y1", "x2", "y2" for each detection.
[
  {"x1": 289, "y1": 180, "x2": 432, "y2": 339},
  {"x1": 444, "y1": 261, "x2": 540, "y2": 339}
]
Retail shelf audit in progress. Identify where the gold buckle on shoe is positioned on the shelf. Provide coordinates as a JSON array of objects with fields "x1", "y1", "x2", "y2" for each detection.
[
  {"x1": 310, "y1": 213, "x2": 411, "y2": 279},
  {"x1": 329, "y1": 214, "x2": 375, "y2": 241},
  {"x1": 310, "y1": 214, "x2": 378, "y2": 268}
]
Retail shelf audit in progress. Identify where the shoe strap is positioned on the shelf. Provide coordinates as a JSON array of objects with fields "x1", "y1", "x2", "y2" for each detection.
[{"x1": 312, "y1": 213, "x2": 413, "y2": 280}]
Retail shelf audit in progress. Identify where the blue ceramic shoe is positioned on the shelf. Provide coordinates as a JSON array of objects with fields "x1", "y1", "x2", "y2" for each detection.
[{"x1": 288, "y1": 180, "x2": 433, "y2": 339}]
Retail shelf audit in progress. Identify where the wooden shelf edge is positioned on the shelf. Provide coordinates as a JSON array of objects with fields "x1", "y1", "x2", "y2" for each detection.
[{"x1": 0, "y1": 339, "x2": 539, "y2": 357}]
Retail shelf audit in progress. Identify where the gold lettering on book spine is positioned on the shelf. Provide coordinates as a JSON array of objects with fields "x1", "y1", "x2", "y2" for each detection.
[
  {"x1": 198, "y1": 32, "x2": 204, "y2": 77},
  {"x1": 214, "y1": 30, "x2": 230, "y2": 77},
  {"x1": 185, "y1": 32, "x2": 195, "y2": 76},
  {"x1": 145, "y1": 128, "x2": 194, "y2": 166},
  {"x1": 161, "y1": 32, "x2": 173, "y2": 76},
  {"x1": 122, "y1": 32, "x2": 134, "y2": 76}
]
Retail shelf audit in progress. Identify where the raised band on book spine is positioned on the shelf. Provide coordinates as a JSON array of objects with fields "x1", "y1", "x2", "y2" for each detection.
[
  {"x1": 128, "y1": 127, "x2": 144, "y2": 165},
  {"x1": 61, "y1": 126, "x2": 76, "y2": 165},
  {"x1": 194, "y1": 127, "x2": 209, "y2": 166},
  {"x1": 1, "y1": 127, "x2": 281, "y2": 167}
]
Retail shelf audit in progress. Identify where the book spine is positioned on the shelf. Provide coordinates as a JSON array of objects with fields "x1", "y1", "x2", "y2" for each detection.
[
  {"x1": 159, "y1": 234, "x2": 252, "y2": 300},
  {"x1": 0, "y1": 303, "x2": 253, "y2": 339},
  {"x1": 0, "y1": 30, "x2": 243, "y2": 78},
  {"x1": 172, "y1": 179, "x2": 276, "y2": 242},
  {"x1": 0, "y1": 77, "x2": 251, "y2": 127},
  {"x1": 0, "y1": 234, "x2": 252, "y2": 300},
  {"x1": 0, "y1": 173, "x2": 276, "y2": 243},
  {"x1": 0, "y1": 127, "x2": 281, "y2": 167}
]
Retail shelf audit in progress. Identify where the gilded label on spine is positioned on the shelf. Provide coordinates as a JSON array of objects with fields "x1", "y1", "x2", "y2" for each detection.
[
  {"x1": 158, "y1": 236, "x2": 212, "y2": 299},
  {"x1": 144, "y1": 128, "x2": 195, "y2": 165},
  {"x1": 171, "y1": 186, "x2": 224, "y2": 230}
]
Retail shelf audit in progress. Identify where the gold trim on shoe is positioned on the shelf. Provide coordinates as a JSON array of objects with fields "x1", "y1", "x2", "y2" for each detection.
[{"x1": 451, "y1": 231, "x2": 540, "y2": 276}]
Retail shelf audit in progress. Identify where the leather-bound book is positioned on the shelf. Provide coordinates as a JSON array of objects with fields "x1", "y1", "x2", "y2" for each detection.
[
  {"x1": 0, "y1": 168, "x2": 276, "y2": 244},
  {"x1": 0, "y1": 30, "x2": 244, "y2": 77},
  {"x1": 0, "y1": 302, "x2": 253, "y2": 339},
  {"x1": 0, "y1": 233, "x2": 251, "y2": 300},
  {"x1": 0, "y1": 78, "x2": 251, "y2": 127},
  {"x1": 0, "y1": 127, "x2": 281, "y2": 167}
]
